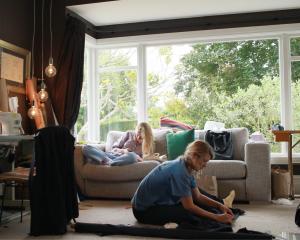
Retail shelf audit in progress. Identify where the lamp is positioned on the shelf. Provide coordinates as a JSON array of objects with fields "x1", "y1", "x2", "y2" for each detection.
[
  {"x1": 27, "y1": 0, "x2": 37, "y2": 118},
  {"x1": 45, "y1": 0, "x2": 56, "y2": 78},
  {"x1": 38, "y1": 81, "x2": 49, "y2": 102},
  {"x1": 27, "y1": 101, "x2": 38, "y2": 119},
  {"x1": 38, "y1": 0, "x2": 49, "y2": 103}
]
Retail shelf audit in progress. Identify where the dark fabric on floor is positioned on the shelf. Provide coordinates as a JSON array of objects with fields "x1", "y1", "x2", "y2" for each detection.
[{"x1": 74, "y1": 222, "x2": 274, "y2": 239}]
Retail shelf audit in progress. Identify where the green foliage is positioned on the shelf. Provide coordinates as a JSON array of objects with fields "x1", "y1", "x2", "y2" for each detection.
[
  {"x1": 99, "y1": 120, "x2": 137, "y2": 142},
  {"x1": 99, "y1": 70, "x2": 136, "y2": 121},
  {"x1": 159, "y1": 46, "x2": 172, "y2": 65},
  {"x1": 291, "y1": 37, "x2": 300, "y2": 56},
  {"x1": 175, "y1": 40, "x2": 279, "y2": 96}
]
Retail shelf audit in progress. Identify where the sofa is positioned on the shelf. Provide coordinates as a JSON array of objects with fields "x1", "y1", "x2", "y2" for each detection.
[{"x1": 74, "y1": 127, "x2": 271, "y2": 201}]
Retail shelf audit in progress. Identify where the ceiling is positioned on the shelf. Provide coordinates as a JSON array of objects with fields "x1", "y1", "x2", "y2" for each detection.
[{"x1": 67, "y1": 0, "x2": 300, "y2": 26}]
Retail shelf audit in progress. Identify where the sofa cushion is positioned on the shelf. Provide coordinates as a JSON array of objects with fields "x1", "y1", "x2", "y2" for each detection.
[
  {"x1": 196, "y1": 127, "x2": 249, "y2": 161},
  {"x1": 202, "y1": 160, "x2": 246, "y2": 179},
  {"x1": 105, "y1": 131, "x2": 125, "y2": 152},
  {"x1": 82, "y1": 161, "x2": 160, "y2": 182},
  {"x1": 106, "y1": 129, "x2": 170, "y2": 156},
  {"x1": 166, "y1": 129, "x2": 195, "y2": 160},
  {"x1": 153, "y1": 129, "x2": 171, "y2": 156}
]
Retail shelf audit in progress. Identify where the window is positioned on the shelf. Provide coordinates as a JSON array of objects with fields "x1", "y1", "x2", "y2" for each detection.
[
  {"x1": 291, "y1": 37, "x2": 300, "y2": 152},
  {"x1": 98, "y1": 48, "x2": 138, "y2": 142},
  {"x1": 77, "y1": 24, "x2": 300, "y2": 160},
  {"x1": 147, "y1": 45, "x2": 192, "y2": 128},
  {"x1": 146, "y1": 40, "x2": 280, "y2": 152},
  {"x1": 75, "y1": 49, "x2": 88, "y2": 143}
]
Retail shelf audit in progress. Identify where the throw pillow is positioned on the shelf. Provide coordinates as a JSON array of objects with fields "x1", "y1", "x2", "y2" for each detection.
[{"x1": 166, "y1": 129, "x2": 195, "y2": 160}]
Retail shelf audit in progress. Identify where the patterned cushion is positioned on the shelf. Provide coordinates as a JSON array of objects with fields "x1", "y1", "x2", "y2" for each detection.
[{"x1": 160, "y1": 117, "x2": 193, "y2": 130}]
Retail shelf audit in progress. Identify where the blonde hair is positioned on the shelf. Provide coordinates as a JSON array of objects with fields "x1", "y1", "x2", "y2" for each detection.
[
  {"x1": 183, "y1": 140, "x2": 214, "y2": 169},
  {"x1": 136, "y1": 122, "x2": 154, "y2": 156}
]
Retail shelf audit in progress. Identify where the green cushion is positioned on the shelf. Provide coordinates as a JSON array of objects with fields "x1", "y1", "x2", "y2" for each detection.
[{"x1": 166, "y1": 129, "x2": 195, "y2": 160}]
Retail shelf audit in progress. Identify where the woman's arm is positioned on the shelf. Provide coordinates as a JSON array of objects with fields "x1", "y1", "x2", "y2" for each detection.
[
  {"x1": 180, "y1": 195, "x2": 233, "y2": 224},
  {"x1": 191, "y1": 187, "x2": 233, "y2": 217}
]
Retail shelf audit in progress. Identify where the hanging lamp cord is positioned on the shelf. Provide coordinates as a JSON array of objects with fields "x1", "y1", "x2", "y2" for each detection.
[
  {"x1": 41, "y1": 0, "x2": 44, "y2": 82},
  {"x1": 31, "y1": 0, "x2": 35, "y2": 79},
  {"x1": 49, "y1": 0, "x2": 53, "y2": 60}
]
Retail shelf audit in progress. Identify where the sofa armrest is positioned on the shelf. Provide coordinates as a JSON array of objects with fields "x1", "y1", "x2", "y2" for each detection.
[
  {"x1": 74, "y1": 145, "x2": 86, "y2": 194},
  {"x1": 96, "y1": 143, "x2": 106, "y2": 151},
  {"x1": 245, "y1": 142, "x2": 271, "y2": 201}
]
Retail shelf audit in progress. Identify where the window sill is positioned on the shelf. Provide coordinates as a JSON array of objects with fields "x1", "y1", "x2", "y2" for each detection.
[{"x1": 271, "y1": 153, "x2": 300, "y2": 164}]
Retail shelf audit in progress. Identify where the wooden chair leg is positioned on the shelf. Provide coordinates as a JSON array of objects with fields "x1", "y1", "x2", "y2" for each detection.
[
  {"x1": 0, "y1": 183, "x2": 7, "y2": 224},
  {"x1": 20, "y1": 183, "x2": 24, "y2": 223}
]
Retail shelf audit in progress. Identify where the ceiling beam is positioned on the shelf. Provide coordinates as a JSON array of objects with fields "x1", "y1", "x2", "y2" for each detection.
[
  {"x1": 65, "y1": 0, "x2": 118, "y2": 6},
  {"x1": 66, "y1": 9, "x2": 97, "y2": 38},
  {"x1": 93, "y1": 8, "x2": 300, "y2": 39},
  {"x1": 66, "y1": 8, "x2": 300, "y2": 39}
]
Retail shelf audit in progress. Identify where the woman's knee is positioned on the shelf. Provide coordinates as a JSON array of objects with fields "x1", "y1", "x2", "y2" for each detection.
[{"x1": 126, "y1": 152, "x2": 139, "y2": 163}]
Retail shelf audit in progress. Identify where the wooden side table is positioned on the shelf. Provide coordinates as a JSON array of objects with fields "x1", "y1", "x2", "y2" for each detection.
[
  {"x1": 272, "y1": 130, "x2": 300, "y2": 200},
  {"x1": 0, "y1": 167, "x2": 30, "y2": 223}
]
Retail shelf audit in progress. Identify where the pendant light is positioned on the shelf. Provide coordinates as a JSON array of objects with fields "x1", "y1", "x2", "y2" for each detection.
[
  {"x1": 44, "y1": 0, "x2": 56, "y2": 78},
  {"x1": 38, "y1": 0, "x2": 49, "y2": 103},
  {"x1": 27, "y1": 100, "x2": 38, "y2": 119},
  {"x1": 27, "y1": 0, "x2": 37, "y2": 118}
]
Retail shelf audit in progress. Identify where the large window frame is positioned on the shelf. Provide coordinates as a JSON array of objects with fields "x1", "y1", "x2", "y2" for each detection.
[{"x1": 82, "y1": 24, "x2": 300, "y2": 163}]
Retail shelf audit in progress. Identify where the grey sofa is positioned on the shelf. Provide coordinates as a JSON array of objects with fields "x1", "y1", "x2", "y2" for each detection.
[{"x1": 74, "y1": 127, "x2": 271, "y2": 201}]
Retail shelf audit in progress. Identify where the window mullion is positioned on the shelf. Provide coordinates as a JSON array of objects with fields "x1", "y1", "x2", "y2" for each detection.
[
  {"x1": 99, "y1": 65, "x2": 137, "y2": 72},
  {"x1": 291, "y1": 56, "x2": 300, "y2": 61},
  {"x1": 137, "y1": 44, "x2": 147, "y2": 122},
  {"x1": 87, "y1": 47, "x2": 99, "y2": 143},
  {"x1": 279, "y1": 34, "x2": 292, "y2": 154}
]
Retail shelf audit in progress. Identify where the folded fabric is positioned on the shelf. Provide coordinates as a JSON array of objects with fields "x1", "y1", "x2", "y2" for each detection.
[{"x1": 160, "y1": 117, "x2": 193, "y2": 130}]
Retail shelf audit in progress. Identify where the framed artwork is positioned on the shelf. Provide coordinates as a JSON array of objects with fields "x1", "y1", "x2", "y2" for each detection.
[
  {"x1": 0, "y1": 39, "x2": 31, "y2": 86},
  {"x1": 0, "y1": 39, "x2": 32, "y2": 133}
]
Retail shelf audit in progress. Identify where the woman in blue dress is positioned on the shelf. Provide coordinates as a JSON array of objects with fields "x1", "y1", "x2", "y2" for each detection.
[{"x1": 131, "y1": 140, "x2": 234, "y2": 227}]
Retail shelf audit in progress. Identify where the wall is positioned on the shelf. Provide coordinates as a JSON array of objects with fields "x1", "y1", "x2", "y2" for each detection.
[
  {"x1": 0, "y1": 0, "x2": 67, "y2": 89},
  {"x1": 0, "y1": 0, "x2": 33, "y2": 50},
  {"x1": 0, "y1": 0, "x2": 68, "y2": 129}
]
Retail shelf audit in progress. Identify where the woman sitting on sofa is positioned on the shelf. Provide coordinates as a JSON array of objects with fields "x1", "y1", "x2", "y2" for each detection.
[{"x1": 82, "y1": 122, "x2": 154, "y2": 166}]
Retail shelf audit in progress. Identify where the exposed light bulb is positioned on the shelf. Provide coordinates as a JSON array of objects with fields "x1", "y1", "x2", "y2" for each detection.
[
  {"x1": 28, "y1": 105, "x2": 38, "y2": 119},
  {"x1": 38, "y1": 88, "x2": 49, "y2": 103},
  {"x1": 45, "y1": 57, "x2": 57, "y2": 77}
]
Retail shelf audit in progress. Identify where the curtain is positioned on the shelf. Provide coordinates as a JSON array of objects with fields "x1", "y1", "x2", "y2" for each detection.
[{"x1": 49, "y1": 16, "x2": 85, "y2": 130}]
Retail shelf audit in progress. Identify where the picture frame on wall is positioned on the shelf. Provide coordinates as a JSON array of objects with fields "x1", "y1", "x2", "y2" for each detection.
[
  {"x1": 0, "y1": 39, "x2": 32, "y2": 133},
  {"x1": 0, "y1": 39, "x2": 31, "y2": 86}
]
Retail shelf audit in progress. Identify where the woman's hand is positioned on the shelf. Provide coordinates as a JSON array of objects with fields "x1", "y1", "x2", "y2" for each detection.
[
  {"x1": 218, "y1": 204, "x2": 234, "y2": 216},
  {"x1": 215, "y1": 213, "x2": 234, "y2": 224},
  {"x1": 137, "y1": 155, "x2": 143, "y2": 162},
  {"x1": 112, "y1": 148, "x2": 128, "y2": 154}
]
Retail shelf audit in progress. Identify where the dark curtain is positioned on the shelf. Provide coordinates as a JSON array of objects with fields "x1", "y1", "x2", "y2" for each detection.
[
  {"x1": 30, "y1": 126, "x2": 79, "y2": 235},
  {"x1": 50, "y1": 16, "x2": 85, "y2": 130}
]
